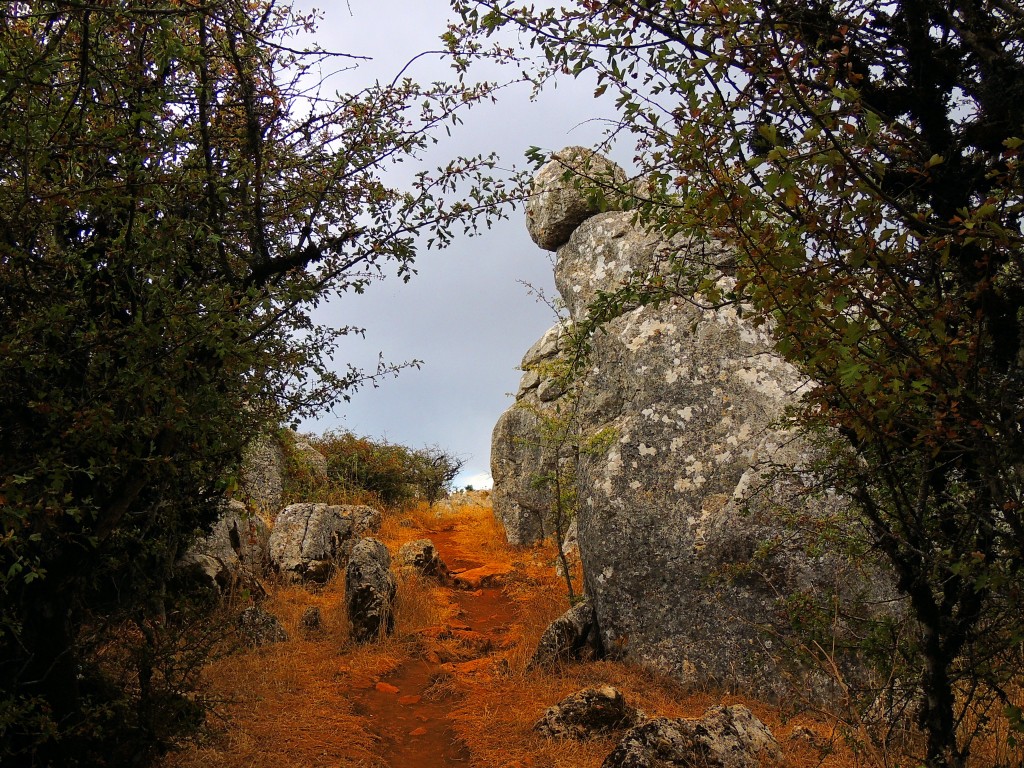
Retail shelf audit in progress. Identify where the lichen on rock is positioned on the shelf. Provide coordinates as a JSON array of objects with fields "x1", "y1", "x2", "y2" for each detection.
[{"x1": 491, "y1": 148, "x2": 901, "y2": 704}]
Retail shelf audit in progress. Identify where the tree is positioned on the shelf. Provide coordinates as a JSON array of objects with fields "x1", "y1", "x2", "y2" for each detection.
[
  {"x1": 448, "y1": 2, "x2": 1024, "y2": 767},
  {"x1": 0, "y1": 1, "x2": 507, "y2": 763},
  {"x1": 410, "y1": 445, "x2": 466, "y2": 506}
]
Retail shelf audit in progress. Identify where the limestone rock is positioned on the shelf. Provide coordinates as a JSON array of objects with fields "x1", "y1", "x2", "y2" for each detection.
[
  {"x1": 240, "y1": 434, "x2": 284, "y2": 514},
  {"x1": 397, "y1": 539, "x2": 451, "y2": 583},
  {"x1": 452, "y1": 562, "x2": 513, "y2": 590},
  {"x1": 555, "y1": 211, "x2": 733, "y2": 319},
  {"x1": 416, "y1": 625, "x2": 493, "y2": 660},
  {"x1": 556, "y1": 518, "x2": 580, "y2": 579},
  {"x1": 490, "y1": 405, "x2": 555, "y2": 545},
  {"x1": 179, "y1": 499, "x2": 269, "y2": 592},
  {"x1": 535, "y1": 686, "x2": 639, "y2": 740},
  {"x1": 345, "y1": 538, "x2": 396, "y2": 643},
  {"x1": 176, "y1": 552, "x2": 226, "y2": 592},
  {"x1": 269, "y1": 503, "x2": 381, "y2": 583},
  {"x1": 492, "y1": 148, "x2": 901, "y2": 703},
  {"x1": 526, "y1": 147, "x2": 627, "y2": 251},
  {"x1": 238, "y1": 606, "x2": 288, "y2": 646},
  {"x1": 603, "y1": 706, "x2": 781, "y2": 768},
  {"x1": 290, "y1": 436, "x2": 329, "y2": 482},
  {"x1": 529, "y1": 598, "x2": 602, "y2": 669}
]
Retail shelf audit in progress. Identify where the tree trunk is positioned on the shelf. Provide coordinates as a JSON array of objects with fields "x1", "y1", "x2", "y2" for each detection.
[{"x1": 919, "y1": 624, "x2": 962, "y2": 768}]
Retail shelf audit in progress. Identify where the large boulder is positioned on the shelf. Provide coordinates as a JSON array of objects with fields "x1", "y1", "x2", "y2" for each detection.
[
  {"x1": 345, "y1": 538, "x2": 396, "y2": 643},
  {"x1": 179, "y1": 499, "x2": 269, "y2": 592},
  {"x1": 269, "y1": 503, "x2": 381, "y2": 583},
  {"x1": 603, "y1": 705, "x2": 781, "y2": 768},
  {"x1": 491, "y1": 149, "x2": 900, "y2": 703}
]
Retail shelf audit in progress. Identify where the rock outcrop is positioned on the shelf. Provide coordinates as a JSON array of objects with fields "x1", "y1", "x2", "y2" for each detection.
[
  {"x1": 179, "y1": 499, "x2": 269, "y2": 592},
  {"x1": 345, "y1": 538, "x2": 396, "y2": 642},
  {"x1": 268, "y1": 503, "x2": 381, "y2": 583},
  {"x1": 492, "y1": 149, "x2": 899, "y2": 703},
  {"x1": 603, "y1": 706, "x2": 781, "y2": 768}
]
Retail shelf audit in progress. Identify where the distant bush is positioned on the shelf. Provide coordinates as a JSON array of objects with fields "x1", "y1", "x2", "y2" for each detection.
[{"x1": 280, "y1": 431, "x2": 463, "y2": 508}]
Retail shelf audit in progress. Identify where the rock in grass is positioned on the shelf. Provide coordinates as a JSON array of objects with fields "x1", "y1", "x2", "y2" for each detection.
[
  {"x1": 535, "y1": 686, "x2": 640, "y2": 740},
  {"x1": 528, "y1": 598, "x2": 602, "y2": 669},
  {"x1": 238, "y1": 606, "x2": 288, "y2": 646},
  {"x1": 299, "y1": 606, "x2": 322, "y2": 634},
  {"x1": 345, "y1": 538, "x2": 396, "y2": 643},
  {"x1": 397, "y1": 538, "x2": 451, "y2": 584},
  {"x1": 602, "y1": 705, "x2": 781, "y2": 768}
]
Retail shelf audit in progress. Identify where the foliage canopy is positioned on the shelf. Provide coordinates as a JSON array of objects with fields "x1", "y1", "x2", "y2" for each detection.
[{"x1": 448, "y1": 2, "x2": 1024, "y2": 766}]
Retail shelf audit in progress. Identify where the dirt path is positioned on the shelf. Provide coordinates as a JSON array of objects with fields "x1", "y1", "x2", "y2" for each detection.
[{"x1": 349, "y1": 525, "x2": 517, "y2": 768}]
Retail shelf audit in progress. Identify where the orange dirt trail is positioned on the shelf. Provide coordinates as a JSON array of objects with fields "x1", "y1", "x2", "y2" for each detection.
[{"x1": 349, "y1": 526, "x2": 517, "y2": 768}]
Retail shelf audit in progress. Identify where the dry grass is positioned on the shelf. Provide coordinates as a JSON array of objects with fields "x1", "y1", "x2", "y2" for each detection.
[
  {"x1": 445, "y1": 660, "x2": 855, "y2": 768},
  {"x1": 163, "y1": 502, "x2": 460, "y2": 768},
  {"x1": 162, "y1": 500, "x2": 1021, "y2": 768}
]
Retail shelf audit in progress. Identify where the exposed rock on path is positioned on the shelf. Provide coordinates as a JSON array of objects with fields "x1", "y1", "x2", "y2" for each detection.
[{"x1": 345, "y1": 537, "x2": 396, "y2": 643}]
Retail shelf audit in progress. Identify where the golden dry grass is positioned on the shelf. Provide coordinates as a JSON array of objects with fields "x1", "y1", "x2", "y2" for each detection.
[
  {"x1": 445, "y1": 659, "x2": 863, "y2": 768},
  {"x1": 162, "y1": 499, "x2": 1021, "y2": 768},
  {"x1": 163, "y1": 503, "x2": 458, "y2": 768}
]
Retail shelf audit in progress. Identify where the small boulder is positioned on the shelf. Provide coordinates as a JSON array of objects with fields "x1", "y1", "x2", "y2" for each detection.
[
  {"x1": 398, "y1": 539, "x2": 451, "y2": 583},
  {"x1": 603, "y1": 706, "x2": 781, "y2": 768},
  {"x1": 345, "y1": 538, "x2": 397, "y2": 643},
  {"x1": 529, "y1": 598, "x2": 603, "y2": 668},
  {"x1": 787, "y1": 726, "x2": 831, "y2": 751},
  {"x1": 238, "y1": 606, "x2": 288, "y2": 646},
  {"x1": 269, "y1": 503, "x2": 381, "y2": 583},
  {"x1": 535, "y1": 686, "x2": 640, "y2": 740},
  {"x1": 299, "y1": 606, "x2": 323, "y2": 634}
]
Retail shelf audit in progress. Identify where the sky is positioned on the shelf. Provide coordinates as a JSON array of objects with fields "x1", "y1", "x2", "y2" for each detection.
[{"x1": 293, "y1": 0, "x2": 618, "y2": 489}]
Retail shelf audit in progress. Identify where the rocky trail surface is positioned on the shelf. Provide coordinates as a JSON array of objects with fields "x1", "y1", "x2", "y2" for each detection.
[{"x1": 349, "y1": 524, "x2": 516, "y2": 767}]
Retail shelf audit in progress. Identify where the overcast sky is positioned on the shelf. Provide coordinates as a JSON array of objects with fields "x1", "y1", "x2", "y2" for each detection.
[{"x1": 293, "y1": 0, "x2": 619, "y2": 489}]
